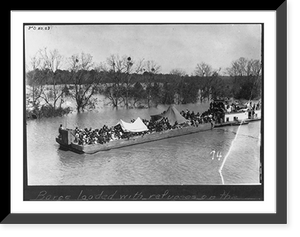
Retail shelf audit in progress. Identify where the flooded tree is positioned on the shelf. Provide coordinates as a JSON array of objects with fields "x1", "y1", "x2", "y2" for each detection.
[
  {"x1": 26, "y1": 55, "x2": 44, "y2": 109},
  {"x1": 101, "y1": 57, "x2": 161, "y2": 108},
  {"x1": 121, "y1": 56, "x2": 144, "y2": 108},
  {"x1": 25, "y1": 49, "x2": 262, "y2": 116},
  {"x1": 142, "y1": 60, "x2": 161, "y2": 107},
  {"x1": 68, "y1": 53, "x2": 102, "y2": 113},
  {"x1": 38, "y1": 48, "x2": 64, "y2": 110},
  {"x1": 102, "y1": 55, "x2": 129, "y2": 108},
  {"x1": 194, "y1": 62, "x2": 222, "y2": 102},
  {"x1": 161, "y1": 82, "x2": 176, "y2": 104},
  {"x1": 102, "y1": 55, "x2": 145, "y2": 108},
  {"x1": 168, "y1": 71, "x2": 185, "y2": 104},
  {"x1": 226, "y1": 57, "x2": 262, "y2": 99},
  {"x1": 181, "y1": 81, "x2": 200, "y2": 104},
  {"x1": 149, "y1": 82, "x2": 162, "y2": 107},
  {"x1": 130, "y1": 82, "x2": 146, "y2": 108}
]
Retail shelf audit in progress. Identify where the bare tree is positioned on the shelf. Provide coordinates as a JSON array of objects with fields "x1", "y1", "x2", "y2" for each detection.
[
  {"x1": 226, "y1": 57, "x2": 248, "y2": 77},
  {"x1": 169, "y1": 68, "x2": 186, "y2": 77},
  {"x1": 142, "y1": 60, "x2": 161, "y2": 107},
  {"x1": 38, "y1": 48, "x2": 64, "y2": 110},
  {"x1": 169, "y1": 69, "x2": 186, "y2": 104},
  {"x1": 247, "y1": 59, "x2": 261, "y2": 76},
  {"x1": 102, "y1": 55, "x2": 128, "y2": 108},
  {"x1": 68, "y1": 52, "x2": 101, "y2": 113},
  {"x1": 194, "y1": 62, "x2": 213, "y2": 77},
  {"x1": 144, "y1": 60, "x2": 161, "y2": 74},
  {"x1": 226, "y1": 57, "x2": 262, "y2": 99},
  {"x1": 121, "y1": 56, "x2": 138, "y2": 108},
  {"x1": 227, "y1": 57, "x2": 261, "y2": 79},
  {"x1": 26, "y1": 54, "x2": 44, "y2": 109},
  {"x1": 102, "y1": 55, "x2": 145, "y2": 108},
  {"x1": 246, "y1": 59, "x2": 262, "y2": 99},
  {"x1": 194, "y1": 62, "x2": 221, "y2": 101},
  {"x1": 102, "y1": 57, "x2": 161, "y2": 108}
]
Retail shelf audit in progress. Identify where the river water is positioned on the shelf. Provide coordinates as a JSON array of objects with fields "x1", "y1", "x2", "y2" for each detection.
[{"x1": 26, "y1": 102, "x2": 261, "y2": 185}]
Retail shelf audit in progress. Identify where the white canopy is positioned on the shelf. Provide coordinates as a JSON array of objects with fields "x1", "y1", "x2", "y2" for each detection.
[{"x1": 119, "y1": 117, "x2": 149, "y2": 133}]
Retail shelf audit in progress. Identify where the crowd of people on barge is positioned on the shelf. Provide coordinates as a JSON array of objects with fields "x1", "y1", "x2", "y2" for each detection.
[
  {"x1": 69, "y1": 117, "x2": 189, "y2": 146},
  {"x1": 58, "y1": 100, "x2": 261, "y2": 146},
  {"x1": 67, "y1": 111, "x2": 215, "y2": 146}
]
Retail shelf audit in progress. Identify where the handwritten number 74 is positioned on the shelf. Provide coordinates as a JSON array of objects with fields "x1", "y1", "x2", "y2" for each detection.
[{"x1": 210, "y1": 150, "x2": 222, "y2": 160}]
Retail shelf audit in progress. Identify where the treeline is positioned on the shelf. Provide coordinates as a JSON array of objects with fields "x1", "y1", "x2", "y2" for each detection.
[{"x1": 26, "y1": 49, "x2": 262, "y2": 118}]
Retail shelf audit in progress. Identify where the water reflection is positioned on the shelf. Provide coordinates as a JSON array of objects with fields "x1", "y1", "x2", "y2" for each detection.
[{"x1": 57, "y1": 149, "x2": 86, "y2": 167}]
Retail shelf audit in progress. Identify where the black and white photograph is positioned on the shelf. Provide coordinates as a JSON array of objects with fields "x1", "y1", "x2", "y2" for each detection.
[{"x1": 24, "y1": 23, "x2": 263, "y2": 201}]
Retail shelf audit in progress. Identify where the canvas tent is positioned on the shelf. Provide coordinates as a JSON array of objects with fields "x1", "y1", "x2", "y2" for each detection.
[
  {"x1": 150, "y1": 105, "x2": 188, "y2": 125},
  {"x1": 119, "y1": 117, "x2": 149, "y2": 133}
]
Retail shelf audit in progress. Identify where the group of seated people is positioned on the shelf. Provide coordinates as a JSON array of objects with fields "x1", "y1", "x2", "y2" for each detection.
[
  {"x1": 73, "y1": 125, "x2": 122, "y2": 145},
  {"x1": 67, "y1": 105, "x2": 234, "y2": 146},
  {"x1": 180, "y1": 110, "x2": 201, "y2": 120},
  {"x1": 73, "y1": 123, "x2": 153, "y2": 146},
  {"x1": 72, "y1": 117, "x2": 189, "y2": 146},
  {"x1": 146, "y1": 117, "x2": 184, "y2": 132},
  {"x1": 72, "y1": 124, "x2": 156, "y2": 146}
]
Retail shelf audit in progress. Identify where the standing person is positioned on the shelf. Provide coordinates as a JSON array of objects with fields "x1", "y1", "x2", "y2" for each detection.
[
  {"x1": 231, "y1": 103, "x2": 236, "y2": 112},
  {"x1": 58, "y1": 124, "x2": 63, "y2": 139},
  {"x1": 209, "y1": 115, "x2": 214, "y2": 129},
  {"x1": 247, "y1": 101, "x2": 252, "y2": 119},
  {"x1": 257, "y1": 101, "x2": 261, "y2": 110},
  {"x1": 227, "y1": 104, "x2": 232, "y2": 113},
  {"x1": 252, "y1": 103, "x2": 256, "y2": 118}
]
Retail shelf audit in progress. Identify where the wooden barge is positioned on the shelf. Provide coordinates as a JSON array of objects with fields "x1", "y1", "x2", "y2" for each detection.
[
  {"x1": 56, "y1": 123, "x2": 213, "y2": 154},
  {"x1": 56, "y1": 105, "x2": 261, "y2": 154}
]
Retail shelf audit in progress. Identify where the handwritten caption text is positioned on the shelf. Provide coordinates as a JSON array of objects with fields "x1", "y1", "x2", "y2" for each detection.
[{"x1": 33, "y1": 189, "x2": 238, "y2": 201}]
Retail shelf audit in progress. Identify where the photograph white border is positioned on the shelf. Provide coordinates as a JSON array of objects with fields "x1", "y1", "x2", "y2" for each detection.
[{"x1": 11, "y1": 10, "x2": 276, "y2": 214}]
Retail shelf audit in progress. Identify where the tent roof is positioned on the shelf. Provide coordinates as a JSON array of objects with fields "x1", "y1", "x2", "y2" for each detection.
[
  {"x1": 119, "y1": 117, "x2": 149, "y2": 133},
  {"x1": 151, "y1": 105, "x2": 188, "y2": 125}
]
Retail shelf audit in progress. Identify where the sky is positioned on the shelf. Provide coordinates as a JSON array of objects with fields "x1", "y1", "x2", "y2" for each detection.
[{"x1": 25, "y1": 24, "x2": 262, "y2": 75}]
